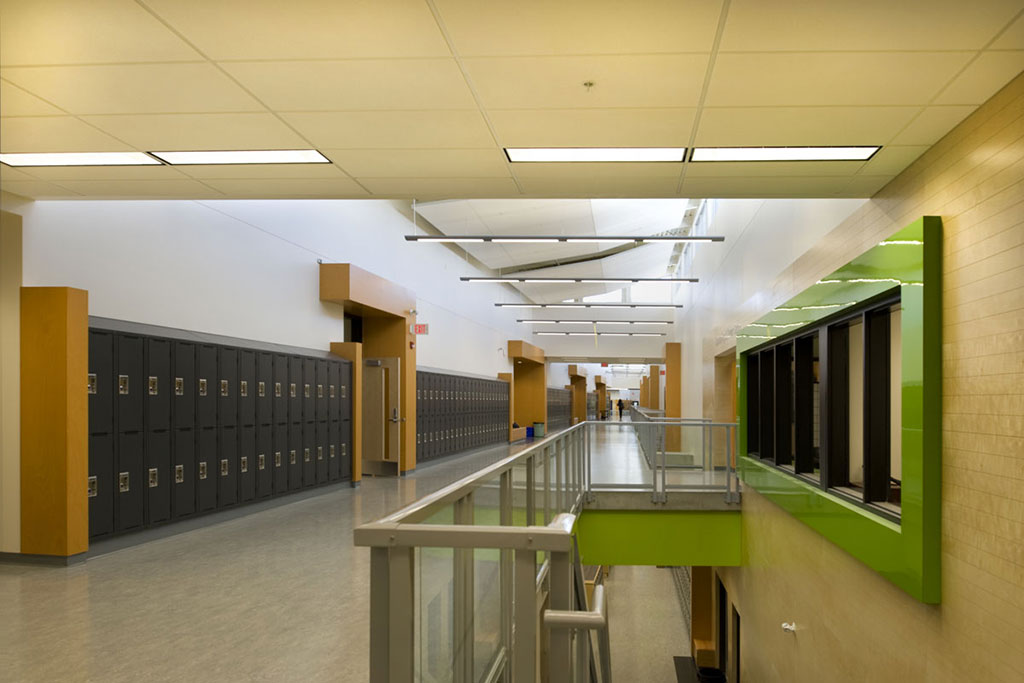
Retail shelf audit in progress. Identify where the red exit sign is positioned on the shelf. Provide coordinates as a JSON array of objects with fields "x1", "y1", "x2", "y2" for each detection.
[{"x1": 413, "y1": 323, "x2": 429, "y2": 335}]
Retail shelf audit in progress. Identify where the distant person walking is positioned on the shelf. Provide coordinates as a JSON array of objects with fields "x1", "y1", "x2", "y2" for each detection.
[{"x1": 616, "y1": 398, "x2": 625, "y2": 420}]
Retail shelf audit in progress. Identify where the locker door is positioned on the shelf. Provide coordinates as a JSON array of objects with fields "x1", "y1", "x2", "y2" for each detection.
[
  {"x1": 257, "y1": 352, "x2": 274, "y2": 426},
  {"x1": 196, "y1": 428, "x2": 217, "y2": 511},
  {"x1": 256, "y1": 424, "x2": 273, "y2": 498},
  {"x1": 239, "y1": 349, "x2": 256, "y2": 427},
  {"x1": 315, "y1": 421, "x2": 328, "y2": 484},
  {"x1": 302, "y1": 358, "x2": 316, "y2": 421},
  {"x1": 172, "y1": 341, "x2": 196, "y2": 430},
  {"x1": 328, "y1": 421, "x2": 340, "y2": 481},
  {"x1": 87, "y1": 433, "x2": 114, "y2": 538},
  {"x1": 288, "y1": 422, "x2": 302, "y2": 490},
  {"x1": 116, "y1": 334, "x2": 144, "y2": 433},
  {"x1": 288, "y1": 356, "x2": 303, "y2": 424},
  {"x1": 302, "y1": 421, "x2": 316, "y2": 487},
  {"x1": 340, "y1": 361, "x2": 352, "y2": 421},
  {"x1": 172, "y1": 429, "x2": 195, "y2": 519},
  {"x1": 88, "y1": 330, "x2": 114, "y2": 435},
  {"x1": 273, "y1": 354, "x2": 289, "y2": 425},
  {"x1": 329, "y1": 361, "x2": 341, "y2": 422},
  {"x1": 315, "y1": 359, "x2": 328, "y2": 422},
  {"x1": 218, "y1": 426, "x2": 238, "y2": 507},
  {"x1": 115, "y1": 431, "x2": 144, "y2": 532},
  {"x1": 197, "y1": 345, "x2": 217, "y2": 429},
  {"x1": 340, "y1": 419, "x2": 352, "y2": 480},
  {"x1": 145, "y1": 337, "x2": 172, "y2": 432},
  {"x1": 239, "y1": 425, "x2": 256, "y2": 502},
  {"x1": 273, "y1": 424, "x2": 288, "y2": 494},
  {"x1": 144, "y1": 430, "x2": 171, "y2": 525},
  {"x1": 218, "y1": 347, "x2": 238, "y2": 428}
]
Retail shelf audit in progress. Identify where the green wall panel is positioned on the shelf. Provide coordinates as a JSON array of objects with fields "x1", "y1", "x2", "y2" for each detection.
[
  {"x1": 576, "y1": 510, "x2": 741, "y2": 567},
  {"x1": 737, "y1": 216, "x2": 941, "y2": 603}
]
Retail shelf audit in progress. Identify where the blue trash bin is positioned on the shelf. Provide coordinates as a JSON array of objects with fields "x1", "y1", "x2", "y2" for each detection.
[{"x1": 526, "y1": 427, "x2": 534, "y2": 438}]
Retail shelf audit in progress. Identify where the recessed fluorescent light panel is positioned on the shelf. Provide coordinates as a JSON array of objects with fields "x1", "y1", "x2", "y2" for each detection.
[
  {"x1": 465, "y1": 277, "x2": 697, "y2": 283},
  {"x1": 406, "y1": 235, "x2": 723, "y2": 244},
  {"x1": 496, "y1": 303, "x2": 682, "y2": 309},
  {"x1": 535, "y1": 332, "x2": 665, "y2": 337},
  {"x1": 149, "y1": 150, "x2": 330, "y2": 165},
  {"x1": 0, "y1": 152, "x2": 160, "y2": 167},
  {"x1": 505, "y1": 147, "x2": 686, "y2": 163},
  {"x1": 517, "y1": 320, "x2": 671, "y2": 325},
  {"x1": 690, "y1": 146, "x2": 880, "y2": 162}
]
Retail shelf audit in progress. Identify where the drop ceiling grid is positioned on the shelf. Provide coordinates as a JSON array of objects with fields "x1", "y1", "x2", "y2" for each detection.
[{"x1": 0, "y1": 0, "x2": 1021, "y2": 198}]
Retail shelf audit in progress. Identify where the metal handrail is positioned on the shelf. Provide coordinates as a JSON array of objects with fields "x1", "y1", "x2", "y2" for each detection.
[{"x1": 545, "y1": 583, "x2": 606, "y2": 628}]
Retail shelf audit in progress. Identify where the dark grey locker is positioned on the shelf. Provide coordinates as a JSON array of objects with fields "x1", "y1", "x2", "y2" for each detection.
[
  {"x1": 302, "y1": 358, "x2": 316, "y2": 421},
  {"x1": 196, "y1": 428, "x2": 217, "y2": 511},
  {"x1": 145, "y1": 337, "x2": 172, "y2": 432},
  {"x1": 218, "y1": 426, "x2": 238, "y2": 507},
  {"x1": 218, "y1": 347, "x2": 238, "y2": 428},
  {"x1": 302, "y1": 421, "x2": 316, "y2": 487},
  {"x1": 87, "y1": 433, "x2": 114, "y2": 538},
  {"x1": 115, "y1": 431, "x2": 144, "y2": 532},
  {"x1": 328, "y1": 420, "x2": 340, "y2": 481},
  {"x1": 315, "y1": 421, "x2": 328, "y2": 484},
  {"x1": 328, "y1": 361, "x2": 341, "y2": 422},
  {"x1": 340, "y1": 361, "x2": 352, "y2": 420},
  {"x1": 116, "y1": 334, "x2": 144, "y2": 434},
  {"x1": 172, "y1": 341, "x2": 196, "y2": 430},
  {"x1": 315, "y1": 359, "x2": 329, "y2": 422},
  {"x1": 273, "y1": 353, "x2": 289, "y2": 424},
  {"x1": 239, "y1": 349, "x2": 256, "y2": 427},
  {"x1": 172, "y1": 429, "x2": 195, "y2": 519},
  {"x1": 288, "y1": 422, "x2": 302, "y2": 491},
  {"x1": 257, "y1": 352, "x2": 274, "y2": 426},
  {"x1": 274, "y1": 424, "x2": 289, "y2": 494},
  {"x1": 197, "y1": 344, "x2": 217, "y2": 429},
  {"x1": 88, "y1": 330, "x2": 114, "y2": 435},
  {"x1": 288, "y1": 356, "x2": 303, "y2": 424},
  {"x1": 239, "y1": 425, "x2": 256, "y2": 502},
  {"x1": 144, "y1": 430, "x2": 171, "y2": 525},
  {"x1": 256, "y1": 424, "x2": 273, "y2": 498},
  {"x1": 340, "y1": 419, "x2": 352, "y2": 479}
]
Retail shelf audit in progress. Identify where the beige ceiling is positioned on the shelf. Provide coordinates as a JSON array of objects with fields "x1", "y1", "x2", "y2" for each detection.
[{"x1": 1, "y1": 0, "x2": 1022, "y2": 201}]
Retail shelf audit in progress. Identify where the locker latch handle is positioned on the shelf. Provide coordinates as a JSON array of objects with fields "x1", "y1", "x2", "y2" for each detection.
[
  {"x1": 258, "y1": 454, "x2": 266, "y2": 470},
  {"x1": 220, "y1": 380, "x2": 229, "y2": 397},
  {"x1": 220, "y1": 459, "x2": 229, "y2": 476},
  {"x1": 148, "y1": 376, "x2": 159, "y2": 396},
  {"x1": 175, "y1": 377, "x2": 184, "y2": 396},
  {"x1": 241, "y1": 456, "x2": 249, "y2": 473},
  {"x1": 329, "y1": 445, "x2": 335, "y2": 459},
  {"x1": 118, "y1": 472, "x2": 130, "y2": 492},
  {"x1": 275, "y1": 452, "x2": 283, "y2": 467},
  {"x1": 303, "y1": 448, "x2": 311, "y2": 462},
  {"x1": 87, "y1": 476, "x2": 97, "y2": 497},
  {"x1": 199, "y1": 379, "x2": 208, "y2": 397},
  {"x1": 148, "y1": 468, "x2": 159, "y2": 488},
  {"x1": 87, "y1": 374, "x2": 97, "y2": 395},
  {"x1": 175, "y1": 464, "x2": 184, "y2": 484},
  {"x1": 258, "y1": 381, "x2": 266, "y2": 398},
  {"x1": 240, "y1": 380, "x2": 248, "y2": 398},
  {"x1": 118, "y1": 375, "x2": 129, "y2": 395},
  {"x1": 317, "y1": 446, "x2": 323, "y2": 461},
  {"x1": 199, "y1": 462, "x2": 208, "y2": 479}
]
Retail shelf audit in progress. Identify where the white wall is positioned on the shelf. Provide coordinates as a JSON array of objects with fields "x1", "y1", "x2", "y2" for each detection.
[{"x1": 20, "y1": 199, "x2": 524, "y2": 378}]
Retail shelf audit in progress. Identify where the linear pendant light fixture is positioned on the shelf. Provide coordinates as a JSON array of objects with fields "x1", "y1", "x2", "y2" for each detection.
[
  {"x1": 505, "y1": 147, "x2": 686, "y2": 162},
  {"x1": 464, "y1": 276, "x2": 697, "y2": 283},
  {"x1": 496, "y1": 303, "x2": 682, "y2": 309},
  {"x1": 517, "y1": 319, "x2": 671, "y2": 325},
  {"x1": 0, "y1": 152, "x2": 161, "y2": 166},
  {"x1": 535, "y1": 331, "x2": 665, "y2": 337},
  {"x1": 406, "y1": 235, "x2": 723, "y2": 244},
  {"x1": 690, "y1": 146, "x2": 880, "y2": 162}
]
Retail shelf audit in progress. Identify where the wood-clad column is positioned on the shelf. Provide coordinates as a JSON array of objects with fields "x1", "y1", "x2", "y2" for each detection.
[
  {"x1": 20, "y1": 286, "x2": 88, "y2": 557},
  {"x1": 665, "y1": 343, "x2": 682, "y2": 451},
  {"x1": 568, "y1": 365, "x2": 587, "y2": 424},
  {"x1": 649, "y1": 365, "x2": 662, "y2": 411},
  {"x1": 330, "y1": 342, "x2": 363, "y2": 483},
  {"x1": 0, "y1": 210, "x2": 22, "y2": 553},
  {"x1": 508, "y1": 341, "x2": 546, "y2": 430}
]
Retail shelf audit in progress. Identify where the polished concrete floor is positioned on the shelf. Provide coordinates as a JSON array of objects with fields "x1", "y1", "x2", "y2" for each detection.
[{"x1": 1, "y1": 424, "x2": 699, "y2": 682}]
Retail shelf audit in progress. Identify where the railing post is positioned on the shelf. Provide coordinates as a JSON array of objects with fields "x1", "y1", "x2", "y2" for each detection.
[
  {"x1": 548, "y1": 549, "x2": 573, "y2": 682},
  {"x1": 526, "y1": 455, "x2": 536, "y2": 526},
  {"x1": 556, "y1": 438, "x2": 565, "y2": 515},
  {"x1": 500, "y1": 471, "x2": 513, "y2": 659},
  {"x1": 370, "y1": 545, "x2": 414, "y2": 683},
  {"x1": 454, "y1": 493, "x2": 475, "y2": 683},
  {"x1": 513, "y1": 548, "x2": 537, "y2": 683},
  {"x1": 543, "y1": 447, "x2": 552, "y2": 524}
]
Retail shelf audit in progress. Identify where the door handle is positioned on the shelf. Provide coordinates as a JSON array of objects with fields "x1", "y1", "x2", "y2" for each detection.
[{"x1": 389, "y1": 408, "x2": 400, "y2": 423}]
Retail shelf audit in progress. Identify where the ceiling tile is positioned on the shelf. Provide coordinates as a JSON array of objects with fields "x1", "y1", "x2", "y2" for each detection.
[
  {"x1": 516, "y1": 176, "x2": 682, "y2": 197},
  {"x1": 489, "y1": 109, "x2": 696, "y2": 147},
  {"x1": 81, "y1": 113, "x2": 309, "y2": 151},
  {"x1": 720, "y1": 0, "x2": 1023, "y2": 51},
  {"x1": 511, "y1": 163, "x2": 683, "y2": 179},
  {"x1": 20, "y1": 165, "x2": 186, "y2": 181},
  {"x1": 142, "y1": 0, "x2": 450, "y2": 60},
  {"x1": 0, "y1": 179, "x2": 79, "y2": 198},
  {"x1": 680, "y1": 175, "x2": 854, "y2": 197},
  {"x1": 464, "y1": 55, "x2": 709, "y2": 109},
  {"x1": 357, "y1": 177, "x2": 520, "y2": 198},
  {"x1": 0, "y1": 116, "x2": 133, "y2": 152},
  {"x1": 0, "y1": 80, "x2": 63, "y2": 116},
  {"x1": 0, "y1": 64, "x2": 262, "y2": 115},
  {"x1": 684, "y1": 160, "x2": 866, "y2": 178},
  {"x1": 324, "y1": 149, "x2": 510, "y2": 178},
  {"x1": 934, "y1": 51, "x2": 1024, "y2": 104},
  {"x1": 280, "y1": 111, "x2": 495, "y2": 148},
  {"x1": 706, "y1": 52, "x2": 972, "y2": 106},
  {"x1": 223, "y1": 60, "x2": 477, "y2": 111},
  {"x1": 433, "y1": 0, "x2": 725, "y2": 55},
  {"x1": 889, "y1": 105, "x2": 977, "y2": 145},
  {"x1": 841, "y1": 175, "x2": 896, "y2": 197},
  {"x1": 175, "y1": 163, "x2": 349, "y2": 180},
  {"x1": 857, "y1": 146, "x2": 930, "y2": 176},
  {"x1": 25, "y1": 178, "x2": 220, "y2": 198},
  {"x1": 201, "y1": 177, "x2": 369, "y2": 197},
  {"x1": 695, "y1": 107, "x2": 919, "y2": 146},
  {"x1": 0, "y1": 0, "x2": 201, "y2": 65},
  {"x1": 0, "y1": 166, "x2": 41, "y2": 182},
  {"x1": 990, "y1": 13, "x2": 1024, "y2": 49}
]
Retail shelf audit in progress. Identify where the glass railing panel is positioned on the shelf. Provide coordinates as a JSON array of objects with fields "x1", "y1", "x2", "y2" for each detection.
[
  {"x1": 473, "y1": 547, "x2": 503, "y2": 682},
  {"x1": 416, "y1": 545, "x2": 455, "y2": 682}
]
